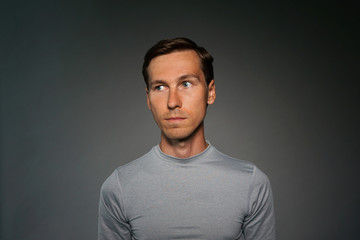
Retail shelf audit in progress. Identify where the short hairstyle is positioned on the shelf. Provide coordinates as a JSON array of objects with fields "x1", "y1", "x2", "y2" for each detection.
[{"x1": 142, "y1": 37, "x2": 214, "y2": 88}]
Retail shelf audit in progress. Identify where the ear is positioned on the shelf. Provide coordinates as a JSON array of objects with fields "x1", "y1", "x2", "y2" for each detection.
[
  {"x1": 207, "y1": 80, "x2": 216, "y2": 105},
  {"x1": 146, "y1": 88, "x2": 151, "y2": 110}
]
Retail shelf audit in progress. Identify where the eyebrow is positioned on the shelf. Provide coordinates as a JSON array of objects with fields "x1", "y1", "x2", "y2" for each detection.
[
  {"x1": 149, "y1": 74, "x2": 201, "y2": 88},
  {"x1": 149, "y1": 80, "x2": 167, "y2": 88},
  {"x1": 178, "y1": 74, "x2": 201, "y2": 81}
]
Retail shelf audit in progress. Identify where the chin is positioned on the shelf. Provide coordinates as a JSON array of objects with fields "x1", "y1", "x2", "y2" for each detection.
[
  {"x1": 162, "y1": 129, "x2": 193, "y2": 142},
  {"x1": 162, "y1": 123, "x2": 204, "y2": 142}
]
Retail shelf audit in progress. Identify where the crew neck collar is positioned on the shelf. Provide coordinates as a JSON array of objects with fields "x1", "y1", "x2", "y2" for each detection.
[{"x1": 153, "y1": 141, "x2": 213, "y2": 164}]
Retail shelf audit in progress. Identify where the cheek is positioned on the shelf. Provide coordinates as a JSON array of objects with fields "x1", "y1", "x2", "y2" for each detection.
[
  {"x1": 151, "y1": 107, "x2": 161, "y2": 120},
  {"x1": 149, "y1": 96, "x2": 163, "y2": 111},
  {"x1": 194, "y1": 91, "x2": 208, "y2": 105},
  {"x1": 149, "y1": 98, "x2": 165, "y2": 121},
  {"x1": 186, "y1": 95, "x2": 207, "y2": 115}
]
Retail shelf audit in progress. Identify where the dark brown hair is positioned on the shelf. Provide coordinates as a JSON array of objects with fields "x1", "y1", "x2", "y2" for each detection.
[{"x1": 142, "y1": 37, "x2": 214, "y2": 88}]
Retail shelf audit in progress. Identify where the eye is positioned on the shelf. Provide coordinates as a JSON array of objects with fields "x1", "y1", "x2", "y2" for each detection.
[
  {"x1": 182, "y1": 81, "x2": 192, "y2": 88},
  {"x1": 154, "y1": 85, "x2": 165, "y2": 91}
]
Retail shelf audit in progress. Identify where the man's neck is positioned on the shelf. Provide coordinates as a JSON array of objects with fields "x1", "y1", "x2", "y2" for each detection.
[
  {"x1": 159, "y1": 138, "x2": 208, "y2": 159},
  {"x1": 159, "y1": 129, "x2": 208, "y2": 159}
]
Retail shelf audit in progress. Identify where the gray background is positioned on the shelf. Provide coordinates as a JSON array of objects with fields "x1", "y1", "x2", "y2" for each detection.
[{"x1": 1, "y1": 1, "x2": 359, "y2": 239}]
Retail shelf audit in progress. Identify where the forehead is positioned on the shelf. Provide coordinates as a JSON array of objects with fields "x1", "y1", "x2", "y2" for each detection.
[{"x1": 147, "y1": 50, "x2": 203, "y2": 81}]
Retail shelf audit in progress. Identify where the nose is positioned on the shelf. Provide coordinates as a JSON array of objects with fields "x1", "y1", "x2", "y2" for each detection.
[{"x1": 167, "y1": 88, "x2": 182, "y2": 109}]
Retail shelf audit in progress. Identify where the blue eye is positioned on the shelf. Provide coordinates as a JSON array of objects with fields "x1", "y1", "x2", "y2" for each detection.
[
  {"x1": 154, "y1": 85, "x2": 165, "y2": 91},
  {"x1": 182, "y1": 81, "x2": 192, "y2": 88}
]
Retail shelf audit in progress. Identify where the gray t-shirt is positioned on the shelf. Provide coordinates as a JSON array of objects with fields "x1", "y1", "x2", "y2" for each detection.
[{"x1": 98, "y1": 144, "x2": 276, "y2": 240}]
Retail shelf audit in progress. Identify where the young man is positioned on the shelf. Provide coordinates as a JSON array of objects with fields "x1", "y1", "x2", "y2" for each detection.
[{"x1": 98, "y1": 38, "x2": 276, "y2": 239}]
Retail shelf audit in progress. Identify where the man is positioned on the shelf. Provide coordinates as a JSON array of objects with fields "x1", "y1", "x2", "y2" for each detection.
[{"x1": 98, "y1": 37, "x2": 276, "y2": 239}]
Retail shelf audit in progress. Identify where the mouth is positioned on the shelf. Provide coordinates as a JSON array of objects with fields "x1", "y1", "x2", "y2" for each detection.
[{"x1": 165, "y1": 117, "x2": 186, "y2": 122}]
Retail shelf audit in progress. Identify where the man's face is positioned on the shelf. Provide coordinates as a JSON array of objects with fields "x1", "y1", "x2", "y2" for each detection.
[{"x1": 146, "y1": 50, "x2": 216, "y2": 141}]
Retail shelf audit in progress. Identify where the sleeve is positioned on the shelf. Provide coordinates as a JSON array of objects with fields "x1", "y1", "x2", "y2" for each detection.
[
  {"x1": 98, "y1": 171, "x2": 132, "y2": 240},
  {"x1": 243, "y1": 166, "x2": 276, "y2": 240}
]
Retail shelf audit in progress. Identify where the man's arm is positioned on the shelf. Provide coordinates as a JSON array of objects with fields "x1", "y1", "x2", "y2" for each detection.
[
  {"x1": 243, "y1": 166, "x2": 276, "y2": 240},
  {"x1": 98, "y1": 171, "x2": 132, "y2": 240}
]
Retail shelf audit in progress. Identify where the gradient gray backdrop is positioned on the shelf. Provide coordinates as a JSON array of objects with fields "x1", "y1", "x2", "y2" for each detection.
[{"x1": 1, "y1": 1, "x2": 359, "y2": 240}]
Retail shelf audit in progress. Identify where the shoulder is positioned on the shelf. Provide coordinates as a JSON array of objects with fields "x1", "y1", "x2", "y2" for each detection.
[
  {"x1": 251, "y1": 164, "x2": 271, "y2": 186},
  {"x1": 100, "y1": 148, "x2": 155, "y2": 194},
  {"x1": 210, "y1": 147, "x2": 256, "y2": 174},
  {"x1": 116, "y1": 150, "x2": 153, "y2": 176},
  {"x1": 210, "y1": 147, "x2": 271, "y2": 184}
]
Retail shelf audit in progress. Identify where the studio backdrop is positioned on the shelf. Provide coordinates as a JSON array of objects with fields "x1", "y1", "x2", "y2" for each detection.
[{"x1": 1, "y1": 1, "x2": 358, "y2": 240}]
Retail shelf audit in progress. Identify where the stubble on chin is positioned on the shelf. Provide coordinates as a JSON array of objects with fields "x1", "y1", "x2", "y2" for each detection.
[{"x1": 160, "y1": 121, "x2": 204, "y2": 143}]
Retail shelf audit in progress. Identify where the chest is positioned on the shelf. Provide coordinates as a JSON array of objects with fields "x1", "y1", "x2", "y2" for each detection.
[{"x1": 123, "y1": 170, "x2": 249, "y2": 239}]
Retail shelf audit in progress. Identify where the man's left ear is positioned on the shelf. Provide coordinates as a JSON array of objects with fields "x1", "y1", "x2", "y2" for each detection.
[
  {"x1": 146, "y1": 87, "x2": 151, "y2": 110},
  {"x1": 207, "y1": 80, "x2": 216, "y2": 105}
]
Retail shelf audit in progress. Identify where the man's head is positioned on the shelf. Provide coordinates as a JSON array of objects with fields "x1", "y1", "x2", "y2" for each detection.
[
  {"x1": 144, "y1": 38, "x2": 216, "y2": 143},
  {"x1": 142, "y1": 37, "x2": 214, "y2": 88}
]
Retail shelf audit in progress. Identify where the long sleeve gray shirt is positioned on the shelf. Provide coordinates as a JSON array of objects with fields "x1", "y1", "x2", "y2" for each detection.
[{"x1": 98, "y1": 143, "x2": 276, "y2": 239}]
